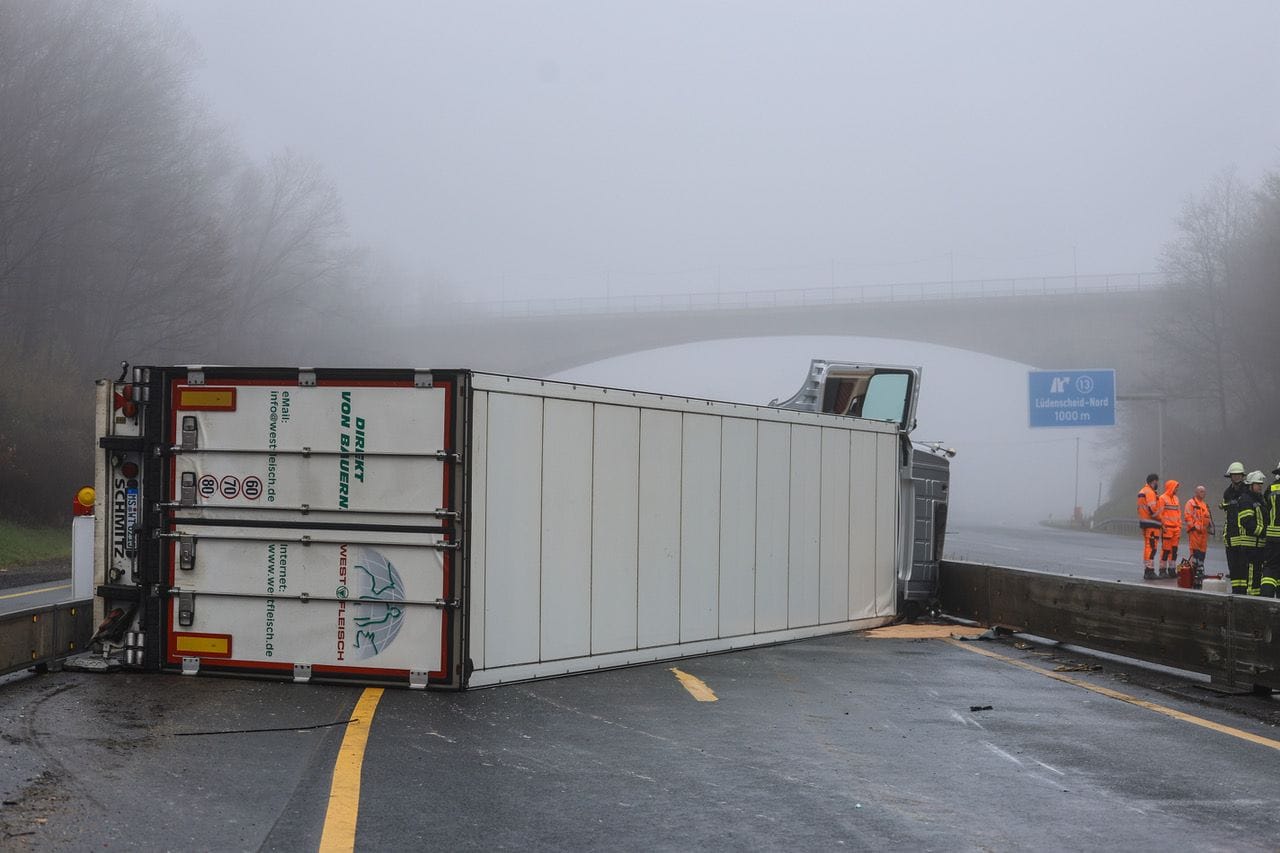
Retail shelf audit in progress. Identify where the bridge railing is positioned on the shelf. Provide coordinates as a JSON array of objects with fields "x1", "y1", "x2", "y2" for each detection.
[{"x1": 451, "y1": 272, "x2": 1165, "y2": 321}]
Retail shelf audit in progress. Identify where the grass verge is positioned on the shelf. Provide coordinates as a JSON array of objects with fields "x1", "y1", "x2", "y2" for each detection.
[{"x1": 0, "y1": 519, "x2": 71, "y2": 569}]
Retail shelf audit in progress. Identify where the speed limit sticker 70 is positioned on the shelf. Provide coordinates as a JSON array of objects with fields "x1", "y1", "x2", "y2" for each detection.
[{"x1": 219, "y1": 476, "x2": 240, "y2": 499}]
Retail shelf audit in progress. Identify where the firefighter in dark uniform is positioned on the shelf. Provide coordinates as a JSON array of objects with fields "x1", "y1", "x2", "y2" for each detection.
[
  {"x1": 1225, "y1": 470, "x2": 1267, "y2": 595},
  {"x1": 1262, "y1": 462, "x2": 1280, "y2": 598},
  {"x1": 1220, "y1": 462, "x2": 1248, "y2": 591}
]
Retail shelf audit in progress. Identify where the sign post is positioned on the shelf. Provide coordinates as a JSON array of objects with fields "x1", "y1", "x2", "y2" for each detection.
[{"x1": 1028, "y1": 369, "x2": 1116, "y2": 428}]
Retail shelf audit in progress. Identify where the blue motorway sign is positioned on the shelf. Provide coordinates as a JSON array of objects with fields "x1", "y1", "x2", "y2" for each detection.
[{"x1": 1028, "y1": 369, "x2": 1116, "y2": 428}]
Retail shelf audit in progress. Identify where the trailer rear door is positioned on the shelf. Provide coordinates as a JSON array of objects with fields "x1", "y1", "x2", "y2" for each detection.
[{"x1": 149, "y1": 368, "x2": 462, "y2": 688}]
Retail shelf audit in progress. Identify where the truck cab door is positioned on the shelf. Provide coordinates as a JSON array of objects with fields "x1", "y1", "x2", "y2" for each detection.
[{"x1": 774, "y1": 360, "x2": 920, "y2": 434}]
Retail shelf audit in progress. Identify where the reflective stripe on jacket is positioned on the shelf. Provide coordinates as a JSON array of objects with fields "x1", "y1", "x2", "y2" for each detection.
[
  {"x1": 1227, "y1": 495, "x2": 1265, "y2": 548},
  {"x1": 1267, "y1": 482, "x2": 1280, "y2": 538},
  {"x1": 1159, "y1": 480, "x2": 1181, "y2": 535},
  {"x1": 1184, "y1": 497, "x2": 1210, "y2": 532},
  {"x1": 1137, "y1": 484, "x2": 1160, "y2": 526}
]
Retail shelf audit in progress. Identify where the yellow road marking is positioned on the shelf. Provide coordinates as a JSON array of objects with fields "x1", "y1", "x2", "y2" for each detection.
[
  {"x1": 943, "y1": 637, "x2": 1280, "y2": 753},
  {"x1": 0, "y1": 583, "x2": 71, "y2": 602},
  {"x1": 318, "y1": 687, "x2": 384, "y2": 853},
  {"x1": 866, "y1": 624, "x2": 987, "y2": 639},
  {"x1": 670, "y1": 667, "x2": 718, "y2": 702}
]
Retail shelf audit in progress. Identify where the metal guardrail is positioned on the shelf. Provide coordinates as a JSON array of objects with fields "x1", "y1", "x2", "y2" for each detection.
[
  {"x1": 1090, "y1": 518, "x2": 1142, "y2": 536},
  {"x1": 0, "y1": 599, "x2": 94, "y2": 677},
  {"x1": 939, "y1": 560, "x2": 1280, "y2": 691},
  {"x1": 451, "y1": 272, "x2": 1166, "y2": 321}
]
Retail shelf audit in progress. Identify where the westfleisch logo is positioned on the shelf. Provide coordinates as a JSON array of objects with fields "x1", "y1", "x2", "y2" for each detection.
[{"x1": 336, "y1": 545, "x2": 405, "y2": 661}]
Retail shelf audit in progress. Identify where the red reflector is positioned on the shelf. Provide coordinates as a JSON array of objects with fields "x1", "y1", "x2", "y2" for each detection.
[{"x1": 121, "y1": 462, "x2": 139, "y2": 478}]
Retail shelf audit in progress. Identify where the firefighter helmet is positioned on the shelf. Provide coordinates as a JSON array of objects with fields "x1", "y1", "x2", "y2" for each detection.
[
  {"x1": 1245, "y1": 470, "x2": 1266, "y2": 485},
  {"x1": 1225, "y1": 461, "x2": 1245, "y2": 476}
]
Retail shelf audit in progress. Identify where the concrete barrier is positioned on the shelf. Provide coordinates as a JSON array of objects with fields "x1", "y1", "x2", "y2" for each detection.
[
  {"x1": 0, "y1": 600, "x2": 94, "y2": 677},
  {"x1": 939, "y1": 560, "x2": 1280, "y2": 691}
]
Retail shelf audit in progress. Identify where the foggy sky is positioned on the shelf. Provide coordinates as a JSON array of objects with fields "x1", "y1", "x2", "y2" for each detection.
[
  {"x1": 168, "y1": 1, "x2": 1277, "y2": 522},
  {"x1": 174, "y1": 0, "x2": 1280, "y2": 302}
]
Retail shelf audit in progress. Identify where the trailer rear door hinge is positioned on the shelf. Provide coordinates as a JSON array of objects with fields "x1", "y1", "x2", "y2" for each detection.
[
  {"x1": 178, "y1": 535, "x2": 196, "y2": 571},
  {"x1": 409, "y1": 670, "x2": 429, "y2": 689},
  {"x1": 179, "y1": 472, "x2": 196, "y2": 506},
  {"x1": 414, "y1": 371, "x2": 433, "y2": 388},
  {"x1": 434, "y1": 450, "x2": 461, "y2": 463},
  {"x1": 187, "y1": 369, "x2": 205, "y2": 386},
  {"x1": 178, "y1": 590, "x2": 195, "y2": 627},
  {"x1": 293, "y1": 663, "x2": 312, "y2": 683},
  {"x1": 182, "y1": 656, "x2": 200, "y2": 675},
  {"x1": 298, "y1": 369, "x2": 316, "y2": 387},
  {"x1": 180, "y1": 415, "x2": 198, "y2": 450}
]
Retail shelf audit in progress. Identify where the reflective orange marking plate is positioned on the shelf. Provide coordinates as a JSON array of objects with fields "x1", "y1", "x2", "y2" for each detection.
[
  {"x1": 173, "y1": 632, "x2": 233, "y2": 657},
  {"x1": 175, "y1": 387, "x2": 237, "y2": 410}
]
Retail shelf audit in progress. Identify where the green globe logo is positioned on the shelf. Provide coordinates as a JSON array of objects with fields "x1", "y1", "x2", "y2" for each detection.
[{"x1": 347, "y1": 546, "x2": 406, "y2": 660}]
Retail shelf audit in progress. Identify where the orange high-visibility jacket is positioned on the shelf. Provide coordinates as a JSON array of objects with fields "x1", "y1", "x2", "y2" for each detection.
[
  {"x1": 1159, "y1": 479, "x2": 1182, "y2": 540},
  {"x1": 1184, "y1": 496, "x2": 1211, "y2": 551},
  {"x1": 1137, "y1": 483, "x2": 1161, "y2": 527}
]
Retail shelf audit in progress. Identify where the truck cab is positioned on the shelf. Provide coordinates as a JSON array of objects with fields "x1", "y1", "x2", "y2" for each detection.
[{"x1": 771, "y1": 359, "x2": 949, "y2": 614}]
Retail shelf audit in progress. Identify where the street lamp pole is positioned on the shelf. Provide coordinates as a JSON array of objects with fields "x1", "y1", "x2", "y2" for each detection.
[{"x1": 1074, "y1": 436, "x2": 1080, "y2": 515}]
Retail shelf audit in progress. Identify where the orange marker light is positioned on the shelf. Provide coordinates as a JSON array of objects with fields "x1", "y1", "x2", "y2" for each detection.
[{"x1": 73, "y1": 486, "x2": 95, "y2": 516}]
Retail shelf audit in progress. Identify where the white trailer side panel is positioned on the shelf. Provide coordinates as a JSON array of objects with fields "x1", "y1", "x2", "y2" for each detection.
[
  {"x1": 680, "y1": 414, "x2": 721, "y2": 643},
  {"x1": 467, "y1": 390, "x2": 489, "y2": 671},
  {"x1": 591, "y1": 405, "x2": 640, "y2": 654},
  {"x1": 819, "y1": 429, "x2": 852, "y2": 624},
  {"x1": 718, "y1": 418, "x2": 758, "y2": 637},
  {"x1": 787, "y1": 425, "x2": 822, "y2": 628},
  {"x1": 466, "y1": 375, "x2": 899, "y2": 688},
  {"x1": 637, "y1": 409, "x2": 682, "y2": 648},
  {"x1": 875, "y1": 433, "x2": 899, "y2": 616},
  {"x1": 482, "y1": 393, "x2": 543, "y2": 668},
  {"x1": 754, "y1": 422, "x2": 791, "y2": 632},
  {"x1": 540, "y1": 399, "x2": 594, "y2": 661},
  {"x1": 848, "y1": 433, "x2": 879, "y2": 621}
]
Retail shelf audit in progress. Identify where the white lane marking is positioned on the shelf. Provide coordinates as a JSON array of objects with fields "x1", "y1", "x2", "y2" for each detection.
[
  {"x1": 982, "y1": 741, "x2": 1023, "y2": 765},
  {"x1": 1034, "y1": 759, "x2": 1065, "y2": 776},
  {"x1": 986, "y1": 543, "x2": 1020, "y2": 551},
  {"x1": 948, "y1": 709, "x2": 987, "y2": 730},
  {"x1": 1083, "y1": 558, "x2": 1132, "y2": 566}
]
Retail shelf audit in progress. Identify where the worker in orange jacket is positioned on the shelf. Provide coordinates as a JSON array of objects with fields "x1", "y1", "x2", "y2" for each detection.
[
  {"x1": 1158, "y1": 479, "x2": 1182, "y2": 577},
  {"x1": 1183, "y1": 485, "x2": 1212, "y2": 574},
  {"x1": 1137, "y1": 473, "x2": 1161, "y2": 580}
]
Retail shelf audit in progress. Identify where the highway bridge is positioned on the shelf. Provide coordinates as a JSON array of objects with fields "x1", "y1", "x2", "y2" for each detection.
[{"x1": 397, "y1": 272, "x2": 1163, "y2": 380}]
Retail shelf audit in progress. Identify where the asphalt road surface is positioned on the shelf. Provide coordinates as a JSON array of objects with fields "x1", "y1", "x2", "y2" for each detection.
[
  {"x1": 0, "y1": 561, "x2": 73, "y2": 617},
  {"x1": 945, "y1": 522, "x2": 1224, "y2": 584},
  {"x1": 2, "y1": 625, "x2": 1279, "y2": 851}
]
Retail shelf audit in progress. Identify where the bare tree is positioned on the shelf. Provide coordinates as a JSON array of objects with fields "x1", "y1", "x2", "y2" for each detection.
[
  {"x1": 1155, "y1": 170, "x2": 1256, "y2": 439},
  {"x1": 0, "y1": 1, "x2": 235, "y2": 374},
  {"x1": 215, "y1": 150, "x2": 363, "y2": 363}
]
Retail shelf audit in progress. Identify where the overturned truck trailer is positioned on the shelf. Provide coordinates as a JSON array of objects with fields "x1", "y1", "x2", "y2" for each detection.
[{"x1": 92, "y1": 361, "x2": 948, "y2": 689}]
